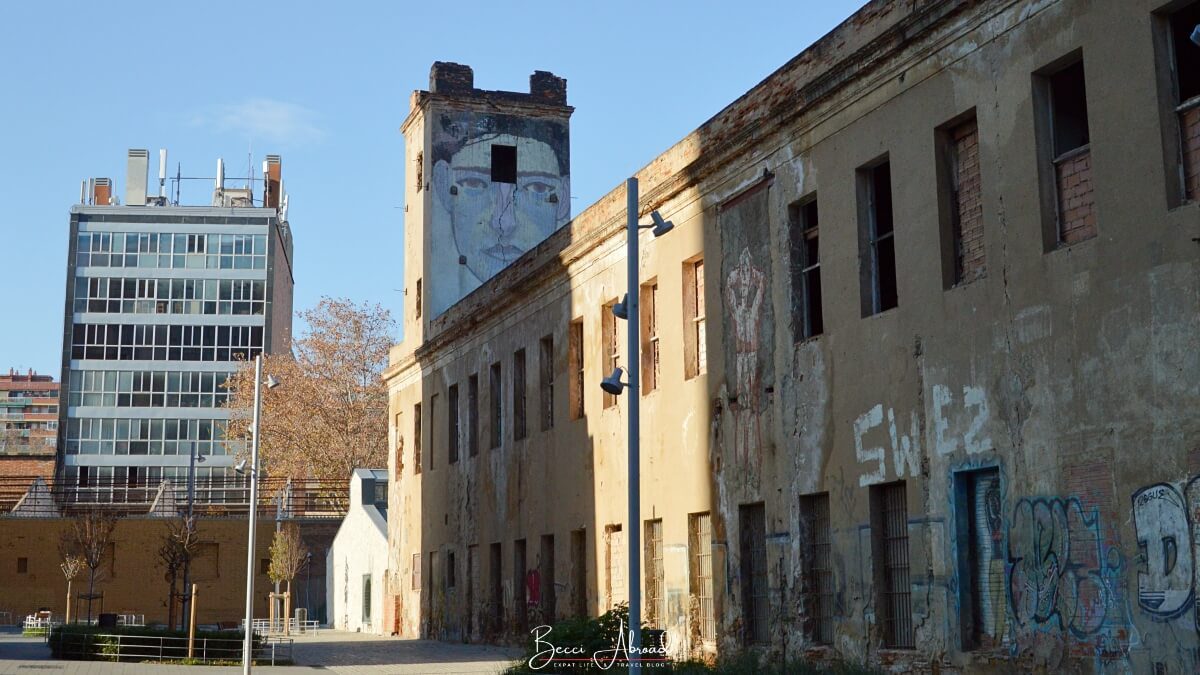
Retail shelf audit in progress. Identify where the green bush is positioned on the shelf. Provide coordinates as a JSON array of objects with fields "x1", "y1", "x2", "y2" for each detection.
[
  {"x1": 503, "y1": 607, "x2": 881, "y2": 674},
  {"x1": 48, "y1": 624, "x2": 259, "y2": 663}
]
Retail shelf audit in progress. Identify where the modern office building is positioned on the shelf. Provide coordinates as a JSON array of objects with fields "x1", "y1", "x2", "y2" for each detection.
[
  {"x1": 0, "y1": 369, "x2": 59, "y2": 479},
  {"x1": 58, "y1": 149, "x2": 294, "y2": 492}
]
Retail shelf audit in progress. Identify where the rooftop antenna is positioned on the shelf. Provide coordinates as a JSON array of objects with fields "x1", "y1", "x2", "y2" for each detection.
[
  {"x1": 246, "y1": 142, "x2": 253, "y2": 190},
  {"x1": 158, "y1": 149, "x2": 168, "y2": 199},
  {"x1": 175, "y1": 163, "x2": 182, "y2": 205}
]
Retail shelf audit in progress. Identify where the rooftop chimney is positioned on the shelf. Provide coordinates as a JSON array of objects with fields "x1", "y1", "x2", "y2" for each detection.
[
  {"x1": 264, "y1": 155, "x2": 282, "y2": 208},
  {"x1": 125, "y1": 149, "x2": 148, "y2": 206},
  {"x1": 430, "y1": 62, "x2": 474, "y2": 94},
  {"x1": 93, "y1": 178, "x2": 112, "y2": 206}
]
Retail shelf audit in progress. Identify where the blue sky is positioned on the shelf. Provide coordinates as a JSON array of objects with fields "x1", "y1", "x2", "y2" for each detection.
[{"x1": 0, "y1": 0, "x2": 861, "y2": 377}]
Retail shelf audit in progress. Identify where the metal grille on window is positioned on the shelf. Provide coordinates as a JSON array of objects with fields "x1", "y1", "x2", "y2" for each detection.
[
  {"x1": 689, "y1": 513, "x2": 715, "y2": 641},
  {"x1": 879, "y1": 483, "x2": 913, "y2": 648},
  {"x1": 645, "y1": 520, "x2": 665, "y2": 629},
  {"x1": 800, "y1": 494, "x2": 833, "y2": 644},
  {"x1": 739, "y1": 503, "x2": 768, "y2": 644}
]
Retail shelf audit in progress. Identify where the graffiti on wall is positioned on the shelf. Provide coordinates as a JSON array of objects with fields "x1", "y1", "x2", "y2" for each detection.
[
  {"x1": 429, "y1": 111, "x2": 570, "y2": 317},
  {"x1": 1006, "y1": 497, "x2": 1134, "y2": 664},
  {"x1": 719, "y1": 181, "x2": 774, "y2": 467},
  {"x1": 854, "y1": 403, "x2": 921, "y2": 487},
  {"x1": 1131, "y1": 478, "x2": 1200, "y2": 623}
]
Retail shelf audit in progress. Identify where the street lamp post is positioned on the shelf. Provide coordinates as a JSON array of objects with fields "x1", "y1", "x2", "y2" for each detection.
[
  {"x1": 600, "y1": 178, "x2": 673, "y2": 675},
  {"x1": 241, "y1": 355, "x2": 279, "y2": 674}
]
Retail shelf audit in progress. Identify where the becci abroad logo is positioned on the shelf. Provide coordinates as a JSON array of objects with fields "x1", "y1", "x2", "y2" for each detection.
[{"x1": 528, "y1": 619, "x2": 671, "y2": 670}]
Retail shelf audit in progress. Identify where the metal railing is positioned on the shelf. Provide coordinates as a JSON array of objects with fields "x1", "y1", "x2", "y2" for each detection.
[
  {"x1": 243, "y1": 618, "x2": 320, "y2": 635},
  {"x1": 0, "y1": 475, "x2": 348, "y2": 518},
  {"x1": 49, "y1": 630, "x2": 293, "y2": 664}
]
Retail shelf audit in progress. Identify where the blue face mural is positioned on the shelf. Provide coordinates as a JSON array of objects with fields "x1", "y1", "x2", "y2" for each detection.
[{"x1": 427, "y1": 111, "x2": 570, "y2": 318}]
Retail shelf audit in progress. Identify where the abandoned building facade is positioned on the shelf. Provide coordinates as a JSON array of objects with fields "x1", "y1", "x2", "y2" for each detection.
[{"x1": 385, "y1": 0, "x2": 1200, "y2": 671}]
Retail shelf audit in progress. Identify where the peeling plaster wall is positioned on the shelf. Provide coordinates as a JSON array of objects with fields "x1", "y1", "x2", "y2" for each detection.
[{"x1": 387, "y1": 0, "x2": 1200, "y2": 671}]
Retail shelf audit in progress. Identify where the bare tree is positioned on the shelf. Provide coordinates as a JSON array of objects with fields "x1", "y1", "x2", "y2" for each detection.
[
  {"x1": 224, "y1": 297, "x2": 393, "y2": 481},
  {"x1": 60, "y1": 556, "x2": 83, "y2": 624},
  {"x1": 268, "y1": 524, "x2": 309, "y2": 634},
  {"x1": 156, "y1": 517, "x2": 199, "y2": 630},
  {"x1": 59, "y1": 509, "x2": 119, "y2": 623}
]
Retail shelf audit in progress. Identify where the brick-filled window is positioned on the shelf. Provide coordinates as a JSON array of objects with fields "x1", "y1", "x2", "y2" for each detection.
[
  {"x1": 644, "y1": 519, "x2": 665, "y2": 629},
  {"x1": 1166, "y1": 3, "x2": 1200, "y2": 201},
  {"x1": 448, "y1": 384, "x2": 459, "y2": 464},
  {"x1": 539, "y1": 335, "x2": 554, "y2": 430},
  {"x1": 871, "y1": 481, "x2": 913, "y2": 648},
  {"x1": 683, "y1": 258, "x2": 706, "y2": 379},
  {"x1": 954, "y1": 467, "x2": 1003, "y2": 650},
  {"x1": 412, "y1": 552, "x2": 421, "y2": 591},
  {"x1": 739, "y1": 503, "x2": 768, "y2": 644},
  {"x1": 938, "y1": 113, "x2": 986, "y2": 287},
  {"x1": 799, "y1": 493, "x2": 833, "y2": 645},
  {"x1": 428, "y1": 393, "x2": 438, "y2": 471},
  {"x1": 640, "y1": 281, "x2": 660, "y2": 394},
  {"x1": 604, "y1": 525, "x2": 624, "y2": 610},
  {"x1": 602, "y1": 300, "x2": 620, "y2": 409},
  {"x1": 689, "y1": 512, "x2": 715, "y2": 642},
  {"x1": 467, "y1": 375, "x2": 479, "y2": 457},
  {"x1": 513, "y1": 349, "x2": 527, "y2": 440},
  {"x1": 489, "y1": 362, "x2": 502, "y2": 449},
  {"x1": 858, "y1": 160, "x2": 899, "y2": 316},
  {"x1": 1037, "y1": 57, "x2": 1095, "y2": 247},
  {"x1": 789, "y1": 197, "x2": 824, "y2": 338},
  {"x1": 569, "y1": 320, "x2": 584, "y2": 420},
  {"x1": 413, "y1": 403, "x2": 422, "y2": 475}
]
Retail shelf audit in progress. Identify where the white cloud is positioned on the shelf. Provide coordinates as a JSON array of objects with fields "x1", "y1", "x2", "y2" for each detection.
[{"x1": 191, "y1": 98, "x2": 323, "y2": 146}]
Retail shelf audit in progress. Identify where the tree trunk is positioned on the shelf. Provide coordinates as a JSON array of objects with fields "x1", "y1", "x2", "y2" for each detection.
[
  {"x1": 87, "y1": 569, "x2": 96, "y2": 624},
  {"x1": 285, "y1": 581, "x2": 292, "y2": 635},
  {"x1": 65, "y1": 579, "x2": 72, "y2": 625}
]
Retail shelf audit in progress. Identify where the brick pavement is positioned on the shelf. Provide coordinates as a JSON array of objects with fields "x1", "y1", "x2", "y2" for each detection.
[{"x1": 0, "y1": 629, "x2": 522, "y2": 675}]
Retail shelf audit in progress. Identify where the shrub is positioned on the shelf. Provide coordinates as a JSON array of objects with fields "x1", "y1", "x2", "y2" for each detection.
[{"x1": 48, "y1": 624, "x2": 260, "y2": 663}]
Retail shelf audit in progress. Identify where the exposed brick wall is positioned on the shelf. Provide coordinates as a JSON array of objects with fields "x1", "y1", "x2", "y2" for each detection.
[
  {"x1": 952, "y1": 119, "x2": 985, "y2": 283},
  {"x1": 1055, "y1": 148, "x2": 1096, "y2": 245},
  {"x1": 1181, "y1": 105, "x2": 1200, "y2": 201},
  {"x1": 0, "y1": 456, "x2": 55, "y2": 481}
]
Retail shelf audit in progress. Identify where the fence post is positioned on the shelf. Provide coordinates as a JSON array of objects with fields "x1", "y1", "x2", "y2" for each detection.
[{"x1": 203, "y1": 637, "x2": 207, "y2": 662}]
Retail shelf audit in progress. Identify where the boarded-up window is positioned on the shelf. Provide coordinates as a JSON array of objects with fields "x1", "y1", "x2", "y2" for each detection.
[
  {"x1": 739, "y1": 503, "x2": 768, "y2": 644},
  {"x1": 684, "y1": 259, "x2": 706, "y2": 379},
  {"x1": 446, "y1": 550, "x2": 456, "y2": 589},
  {"x1": 689, "y1": 512, "x2": 715, "y2": 642},
  {"x1": 513, "y1": 349, "x2": 527, "y2": 440},
  {"x1": 602, "y1": 300, "x2": 620, "y2": 409},
  {"x1": 448, "y1": 384, "x2": 460, "y2": 464},
  {"x1": 412, "y1": 552, "x2": 421, "y2": 591},
  {"x1": 871, "y1": 481, "x2": 913, "y2": 648},
  {"x1": 393, "y1": 412, "x2": 403, "y2": 476},
  {"x1": 569, "y1": 320, "x2": 584, "y2": 420},
  {"x1": 640, "y1": 281, "x2": 660, "y2": 394},
  {"x1": 539, "y1": 336, "x2": 554, "y2": 430},
  {"x1": 571, "y1": 529, "x2": 587, "y2": 617},
  {"x1": 955, "y1": 467, "x2": 1003, "y2": 650},
  {"x1": 513, "y1": 539, "x2": 527, "y2": 632},
  {"x1": 645, "y1": 519, "x2": 665, "y2": 629},
  {"x1": 489, "y1": 543, "x2": 503, "y2": 632},
  {"x1": 490, "y1": 362, "x2": 502, "y2": 449},
  {"x1": 605, "y1": 524, "x2": 624, "y2": 611},
  {"x1": 799, "y1": 494, "x2": 832, "y2": 645},
  {"x1": 413, "y1": 403, "x2": 422, "y2": 475},
  {"x1": 468, "y1": 375, "x2": 479, "y2": 457},
  {"x1": 428, "y1": 393, "x2": 438, "y2": 471}
]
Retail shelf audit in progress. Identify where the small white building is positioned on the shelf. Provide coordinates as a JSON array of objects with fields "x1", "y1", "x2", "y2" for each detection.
[{"x1": 326, "y1": 469, "x2": 389, "y2": 634}]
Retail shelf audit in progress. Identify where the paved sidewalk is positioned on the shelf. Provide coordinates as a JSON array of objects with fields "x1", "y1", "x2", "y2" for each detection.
[{"x1": 0, "y1": 629, "x2": 522, "y2": 675}]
